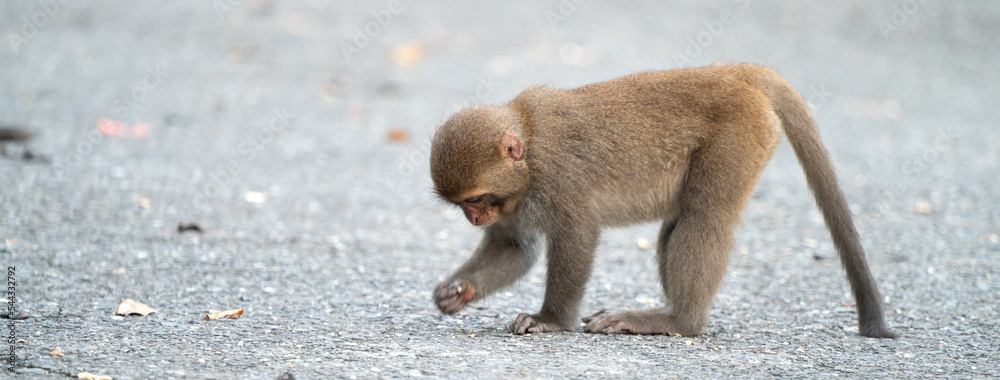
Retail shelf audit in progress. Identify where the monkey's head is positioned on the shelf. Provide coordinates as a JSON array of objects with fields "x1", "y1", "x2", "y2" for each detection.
[{"x1": 431, "y1": 106, "x2": 529, "y2": 226}]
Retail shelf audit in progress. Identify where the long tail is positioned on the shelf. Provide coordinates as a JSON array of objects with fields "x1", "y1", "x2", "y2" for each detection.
[{"x1": 751, "y1": 66, "x2": 897, "y2": 338}]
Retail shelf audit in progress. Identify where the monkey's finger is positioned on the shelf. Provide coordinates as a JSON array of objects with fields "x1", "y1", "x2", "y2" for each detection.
[
  {"x1": 441, "y1": 300, "x2": 465, "y2": 315},
  {"x1": 583, "y1": 316, "x2": 622, "y2": 334},
  {"x1": 600, "y1": 324, "x2": 625, "y2": 334},
  {"x1": 581, "y1": 309, "x2": 610, "y2": 324},
  {"x1": 435, "y1": 284, "x2": 459, "y2": 299},
  {"x1": 507, "y1": 314, "x2": 518, "y2": 333},
  {"x1": 509, "y1": 313, "x2": 535, "y2": 335}
]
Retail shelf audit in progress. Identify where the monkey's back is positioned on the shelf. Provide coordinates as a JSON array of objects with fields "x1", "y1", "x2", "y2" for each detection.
[{"x1": 510, "y1": 64, "x2": 782, "y2": 226}]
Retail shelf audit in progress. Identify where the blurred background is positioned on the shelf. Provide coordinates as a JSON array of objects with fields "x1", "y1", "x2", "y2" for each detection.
[{"x1": 1, "y1": 1, "x2": 997, "y2": 378}]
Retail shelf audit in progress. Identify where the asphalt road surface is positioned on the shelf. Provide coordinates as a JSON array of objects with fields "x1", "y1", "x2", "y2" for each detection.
[{"x1": 1, "y1": 1, "x2": 998, "y2": 378}]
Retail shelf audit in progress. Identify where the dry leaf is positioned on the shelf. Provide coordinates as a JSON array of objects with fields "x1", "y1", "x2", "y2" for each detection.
[
  {"x1": 138, "y1": 198, "x2": 151, "y2": 208},
  {"x1": 391, "y1": 42, "x2": 426, "y2": 67},
  {"x1": 51, "y1": 347, "x2": 64, "y2": 357},
  {"x1": 205, "y1": 309, "x2": 244, "y2": 320},
  {"x1": 78, "y1": 372, "x2": 112, "y2": 380},
  {"x1": 177, "y1": 222, "x2": 203, "y2": 233},
  {"x1": 386, "y1": 128, "x2": 410, "y2": 143},
  {"x1": 115, "y1": 299, "x2": 156, "y2": 316}
]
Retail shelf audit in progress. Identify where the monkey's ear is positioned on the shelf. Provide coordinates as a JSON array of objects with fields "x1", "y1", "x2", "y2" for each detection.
[{"x1": 502, "y1": 132, "x2": 523, "y2": 161}]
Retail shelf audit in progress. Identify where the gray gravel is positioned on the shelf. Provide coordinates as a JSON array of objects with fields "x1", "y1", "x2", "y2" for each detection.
[{"x1": 1, "y1": 1, "x2": 998, "y2": 378}]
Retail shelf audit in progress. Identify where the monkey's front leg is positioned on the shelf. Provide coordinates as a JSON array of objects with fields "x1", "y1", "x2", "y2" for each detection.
[
  {"x1": 434, "y1": 224, "x2": 539, "y2": 315},
  {"x1": 508, "y1": 225, "x2": 598, "y2": 334}
]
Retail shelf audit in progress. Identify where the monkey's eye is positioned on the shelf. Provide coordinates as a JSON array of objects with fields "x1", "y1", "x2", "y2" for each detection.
[{"x1": 464, "y1": 196, "x2": 483, "y2": 204}]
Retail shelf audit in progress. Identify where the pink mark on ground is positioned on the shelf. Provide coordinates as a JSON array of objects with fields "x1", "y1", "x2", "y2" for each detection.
[
  {"x1": 98, "y1": 117, "x2": 151, "y2": 138},
  {"x1": 131, "y1": 122, "x2": 150, "y2": 138},
  {"x1": 99, "y1": 117, "x2": 127, "y2": 136}
]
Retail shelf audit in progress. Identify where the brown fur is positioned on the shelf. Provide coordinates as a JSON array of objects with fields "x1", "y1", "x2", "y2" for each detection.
[{"x1": 430, "y1": 63, "x2": 896, "y2": 338}]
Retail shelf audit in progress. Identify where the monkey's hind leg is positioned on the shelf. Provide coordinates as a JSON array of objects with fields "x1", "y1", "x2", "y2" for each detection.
[
  {"x1": 583, "y1": 207, "x2": 733, "y2": 336},
  {"x1": 584, "y1": 133, "x2": 770, "y2": 336}
]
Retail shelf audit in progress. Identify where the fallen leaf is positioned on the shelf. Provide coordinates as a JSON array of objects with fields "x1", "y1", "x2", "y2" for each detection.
[
  {"x1": 115, "y1": 299, "x2": 156, "y2": 316},
  {"x1": 205, "y1": 308, "x2": 244, "y2": 320},
  {"x1": 138, "y1": 198, "x2": 151, "y2": 208},
  {"x1": 391, "y1": 42, "x2": 426, "y2": 67},
  {"x1": 893, "y1": 308, "x2": 903, "y2": 314},
  {"x1": 386, "y1": 128, "x2": 410, "y2": 143},
  {"x1": 50, "y1": 347, "x2": 63, "y2": 357},
  {"x1": 78, "y1": 372, "x2": 112, "y2": 380},
  {"x1": 0, "y1": 125, "x2": 32, "y2": 142},
  {"x1": 177, "y1": 222, "x2": 203, "y2": 233}
]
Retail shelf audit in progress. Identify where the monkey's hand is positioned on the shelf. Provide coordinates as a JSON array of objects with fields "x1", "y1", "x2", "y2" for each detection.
[
  {"x1": 507, "y1": 313, "x2": 569, "y2": 335},
  {"x1": 433, "y1": 279, "x2": 476, "y2": 314}
]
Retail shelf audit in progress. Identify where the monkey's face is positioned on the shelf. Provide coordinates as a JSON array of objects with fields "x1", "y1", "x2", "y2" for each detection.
[
  {"x1": 430, "y1": 106, "x2": 528, "y2": 227},
  {"x1": 438, "y1": 163, "x2": 526, "y2": 227},
  {"x1": 457, "y1": 192, "x2": 500, "y2": 226}
]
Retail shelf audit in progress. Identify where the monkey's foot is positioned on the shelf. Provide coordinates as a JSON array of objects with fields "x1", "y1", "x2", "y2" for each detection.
[
  {"x1": 860, "y1": 322, "x2": 899, "y2": 339},
  {"x1": 507, "y1": 313, "x2": 569, "y2": 335},
  {"x1": 582, "y1": 309, "x2": 695, "y2": 336},
  {"x1": 433, "y1": 280, "x2": 476, "y2": 314}
]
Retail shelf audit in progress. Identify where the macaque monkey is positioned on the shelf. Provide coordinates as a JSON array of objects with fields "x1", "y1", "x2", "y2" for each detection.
[{"x1": 430, "y1": 63, "x2": 896, "y2": 338}]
